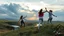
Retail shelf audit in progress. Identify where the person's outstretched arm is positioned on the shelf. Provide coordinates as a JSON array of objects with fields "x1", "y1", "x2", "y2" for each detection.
[
  {"x1": 45, "y1": 7, "x2": 48, "y2": 12},
  {"x1": 52, "y1": 14, "x2": 57, "y2": 17},
  {"x1": 23, "y1": 15, "x2": 27, "y2": 19}
]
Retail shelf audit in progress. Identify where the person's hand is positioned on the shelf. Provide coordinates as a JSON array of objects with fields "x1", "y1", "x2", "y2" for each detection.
[
  {"x1": 45, "y1": 7, "x2": 48, "y2": 12},
  {"x1": 55, "y1": 16, "x2": 57, "y2": 17},
  {"x1": 54, "y1": 15, "x2": 57, "y2": 17},
  {"x1": 45, "y1": 7, "x2": 47, "y2": 10}
]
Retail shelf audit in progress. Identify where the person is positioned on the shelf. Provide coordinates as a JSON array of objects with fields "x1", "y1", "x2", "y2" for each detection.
[
  {"x1": 18, "y1": 15, "x2": 27, "y2": 27},
  {"x1": 46, "y1": 8, "x2": 57, "y2": 24},
  {"x1": 37, "y1": 8, "x2": 47, "y2": 29},
  {"x1": 38, "y1": 8, "x2": 47, "y2": 24}
]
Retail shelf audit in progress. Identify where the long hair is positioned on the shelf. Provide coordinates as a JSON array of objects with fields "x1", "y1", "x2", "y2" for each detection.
[
  {"x1": 39, "y1": 9, "x2": 42, "y2": 14},
  {"x1": 20, "y1": 16, "x2": 23, "y2": 19}
]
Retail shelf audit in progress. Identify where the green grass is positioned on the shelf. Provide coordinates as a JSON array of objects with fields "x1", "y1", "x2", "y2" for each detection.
[{"x1": 0, "y1": 20, "x2": 64, "y2": 36}]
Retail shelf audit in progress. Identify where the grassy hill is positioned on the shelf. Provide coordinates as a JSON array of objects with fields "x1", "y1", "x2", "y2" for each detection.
[{"x1": 0, "y1": 20, "x2": 64, "y2": 36}]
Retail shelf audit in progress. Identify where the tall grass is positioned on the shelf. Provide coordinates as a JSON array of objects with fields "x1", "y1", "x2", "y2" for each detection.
[{"x1": 0, "y1": 20, "x2": 64, "y2": 36}]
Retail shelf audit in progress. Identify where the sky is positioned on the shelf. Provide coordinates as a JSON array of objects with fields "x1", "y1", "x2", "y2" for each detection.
[{"x1": 0, "y1": 0, "x2": 64, "y2": 21}]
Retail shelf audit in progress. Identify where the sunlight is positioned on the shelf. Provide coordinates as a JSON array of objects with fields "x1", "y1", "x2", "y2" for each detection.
[
  {"x1": 23, "y1": 2, "x2": 49, "y2": 10},
  {"x1": 27, "y1": 17, "x2": 37, "y2": 20},
  {"x1": 40, "y1": 1, "x2": 49, "y2": 8}
]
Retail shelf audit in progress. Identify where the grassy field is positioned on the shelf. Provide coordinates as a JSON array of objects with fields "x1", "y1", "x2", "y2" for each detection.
[{"x1": 0, "y1": 20, "x2": 64, "y2": 36}]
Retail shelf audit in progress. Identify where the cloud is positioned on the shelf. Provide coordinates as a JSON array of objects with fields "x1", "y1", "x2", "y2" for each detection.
[
  {"x1": 0, "y1": 1, "x2": 64, "y2": 21},
  {"x1": 54, "y1": 10, "x2": 64, "y2": 16},
  {"x1": 0, "y1": 0, "x2": 64, "y2": 5},
  {"x1": 0, "y1": 3, "x2": 20, "y2": 19},
  {"x1": 3, "y1": 3, "x2": 21, "y2": 14},
  {"x1": 0, "y1": 3, "x2": 36, "y2": 20},
  {"x1": 0, "y1": 3, "x2": 21, "y2": 17},
  {"x1": 39, "y1": 0, "x2": 64, "y2": 5},
  {"x1": 20, "y1": 2, "x2": 64, "y2": 12}
]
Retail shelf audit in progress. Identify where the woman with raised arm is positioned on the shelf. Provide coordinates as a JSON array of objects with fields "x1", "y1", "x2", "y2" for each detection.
[
  {"x1": 37, "y1": 8, "x2": 47, "y2": 29},
  {"x1": 46, "y1": 8, "x2": 57, "y2": 24},
  {"x1": 18, "y1": 15, "x2": 27, "y2": 27},
  {"x1": 38, "y1": 8, "x2": 47, "y2": 24}
]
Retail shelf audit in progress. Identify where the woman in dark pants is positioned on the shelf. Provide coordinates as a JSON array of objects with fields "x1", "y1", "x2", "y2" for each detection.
[
  {"x1": 19, "y1": 15, "x2": 27, "y2": 27},
  {"x1": 47, "y1": 10, "x2": 57, "y2": 24}
]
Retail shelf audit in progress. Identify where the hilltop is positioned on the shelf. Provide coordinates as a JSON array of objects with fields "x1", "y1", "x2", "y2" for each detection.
[{"x1": 0, "y1": 20, "x2": 64, "y2": 36}]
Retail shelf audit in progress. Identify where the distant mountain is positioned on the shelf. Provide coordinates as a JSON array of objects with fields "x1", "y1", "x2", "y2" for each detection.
[
  {"x1": 0, "y1": 18, "x2": 18, "y2": 20},
  {"x1": 32, "y1": 9, "x2": 38, "y2": 12}
]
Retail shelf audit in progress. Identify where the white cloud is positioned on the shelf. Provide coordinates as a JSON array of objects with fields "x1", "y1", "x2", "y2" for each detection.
[
  {"x1": 0, "y1": 0, "x2": 64, "y2": 5},
  {"x1": 0, "y1": 1, "x2": 64, "y2": 11},
  {"x1": 46, "y1": 5, "x2": 64, "y2": 11},
  {"x1": 0, "y1": 1, "x2": 64, "y2": 21},
  {"x1": 0, "y1": 1, "x2": 8, "y2": 5}
]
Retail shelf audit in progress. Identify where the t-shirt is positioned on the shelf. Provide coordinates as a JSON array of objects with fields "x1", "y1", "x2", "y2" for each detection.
[
  {"x1": 38, "y1": 12, "x2": 44, "y2": 17},
  {"x1": 49, "y1": 12, "x2": 52, "y2": 18}
]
